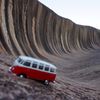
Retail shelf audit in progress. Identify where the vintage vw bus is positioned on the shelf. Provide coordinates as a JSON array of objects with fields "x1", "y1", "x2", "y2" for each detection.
[{"x1": 9, "y1": 56, "x2": 57, "y2": 84}]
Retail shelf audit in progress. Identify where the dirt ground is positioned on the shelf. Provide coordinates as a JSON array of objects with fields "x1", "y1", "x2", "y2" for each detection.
[{"x1": 0, "y1": 50, "x2": 100, "y2": 100}]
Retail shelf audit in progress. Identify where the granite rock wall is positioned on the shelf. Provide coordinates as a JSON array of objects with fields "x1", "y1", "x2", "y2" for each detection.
[{"x1": 0, "y1": 0, "x2": 100, "y2": 58}]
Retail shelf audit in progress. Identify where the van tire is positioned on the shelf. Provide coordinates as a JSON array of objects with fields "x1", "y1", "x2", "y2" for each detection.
[
  {"x1": 44, "y1": 80, "x2": 49, "y2": 85},
  {"x1": 18, "y1": 74, "x2": 26, "y2": 78}
]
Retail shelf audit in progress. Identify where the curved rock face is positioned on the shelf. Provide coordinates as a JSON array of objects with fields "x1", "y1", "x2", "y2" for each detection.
[
  {"x1": 0, "y1": 0, "x2": 100, "y2": 58},
  {"x1": 1, "y1": 1, "x2": 100, "y2": 95}
]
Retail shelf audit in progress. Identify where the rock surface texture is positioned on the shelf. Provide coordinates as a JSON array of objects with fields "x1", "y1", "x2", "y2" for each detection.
[
  {"x1": 0, "y1": 0, "x2": 100, "y2": 100},
  {"x1": 0, "y1": 0, "x2": 100, "y2": 56}
]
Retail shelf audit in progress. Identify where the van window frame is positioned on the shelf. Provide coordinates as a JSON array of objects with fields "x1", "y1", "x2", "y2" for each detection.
[{"x1": 17, "y1": 57, "x2": 56, "y2": 73}]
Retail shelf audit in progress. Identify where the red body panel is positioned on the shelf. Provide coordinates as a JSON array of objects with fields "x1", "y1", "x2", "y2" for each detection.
[{"x1": 11, "y1": 66, "x2": 56, "y2": 82}]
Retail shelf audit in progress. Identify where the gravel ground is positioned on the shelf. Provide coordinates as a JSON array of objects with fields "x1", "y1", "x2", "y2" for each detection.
[{"x1": 0, "y1": 51, "x2": 100, "y2": 100}]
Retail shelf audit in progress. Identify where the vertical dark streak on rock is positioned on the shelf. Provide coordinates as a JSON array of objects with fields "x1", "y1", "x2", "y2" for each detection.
[
  {"x1": 5, "y1": 0, "x2": 19, "y2": 55},
  {"x1": 0, "y1": 26, "x2": 10, "y2": 53},
  {"x1": 0, "y1": 0, "x2": 11, "y2": 54},
  {"x1": 0, "y1": 0, "x2": 100, "y2": 58}
]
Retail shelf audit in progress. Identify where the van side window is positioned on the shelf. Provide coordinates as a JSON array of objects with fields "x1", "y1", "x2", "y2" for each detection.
[
  {"x1": 44, "y1": 66, "x2": 49, "y2": 71},
  {"x1": 39, "y1": 63, "x2": 44, "y2": 70},
  {"x1": 32, "y1": 62, "x2": 37, "y2": 68},
  {"x1": 23, "y1": 61, "x2": 31, "y2": 67}
]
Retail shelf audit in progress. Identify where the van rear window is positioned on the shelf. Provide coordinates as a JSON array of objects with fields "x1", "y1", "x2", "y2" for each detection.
[{"x1": 50, "y1": 68, "x2": 55, "y2": 72}]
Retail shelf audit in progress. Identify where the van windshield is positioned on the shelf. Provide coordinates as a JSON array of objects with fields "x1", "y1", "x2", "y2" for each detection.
[
  {"x1": 17, "y1": 58, "x2": 22, "y2": 63},
  {"x1": 17, "y1": 58, "x2": 24, "y2": 64}
]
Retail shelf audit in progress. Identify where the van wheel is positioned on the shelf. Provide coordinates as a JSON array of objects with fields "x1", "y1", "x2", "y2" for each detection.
[
  {"x1": 18, "y1": 74, "x2": 26, "y2": 78},
  {"x1": 44, "y1": 80, "x2": 49, "y2": 85}
]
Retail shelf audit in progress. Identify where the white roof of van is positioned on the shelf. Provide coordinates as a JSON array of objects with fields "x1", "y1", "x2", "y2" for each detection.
[{"x1": 19, "y1": 56, "x2": 57, "y2": 69}]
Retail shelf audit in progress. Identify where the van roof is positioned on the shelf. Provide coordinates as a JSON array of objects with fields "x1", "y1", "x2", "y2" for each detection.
[{"x1": 19, "y1": 56, "x2": 57, "y2": 69}]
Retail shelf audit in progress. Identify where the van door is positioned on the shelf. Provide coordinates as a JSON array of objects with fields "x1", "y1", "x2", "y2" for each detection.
[
  {"x1": 28, "y1": 61, "x2": 38, "y2": 79},
  {"x1": 22, "y1": 61, "x2": 31, "y2": 77}
]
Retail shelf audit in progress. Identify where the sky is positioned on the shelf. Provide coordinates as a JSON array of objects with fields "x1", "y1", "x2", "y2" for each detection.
[{"x1": 39, "y1": 0, "x2": 100, "y2": 29}]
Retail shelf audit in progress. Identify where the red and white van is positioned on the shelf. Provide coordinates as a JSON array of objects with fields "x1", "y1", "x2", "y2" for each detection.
[{"x1": 9, "y1": 56, "x2": 57, "y2": 84}]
